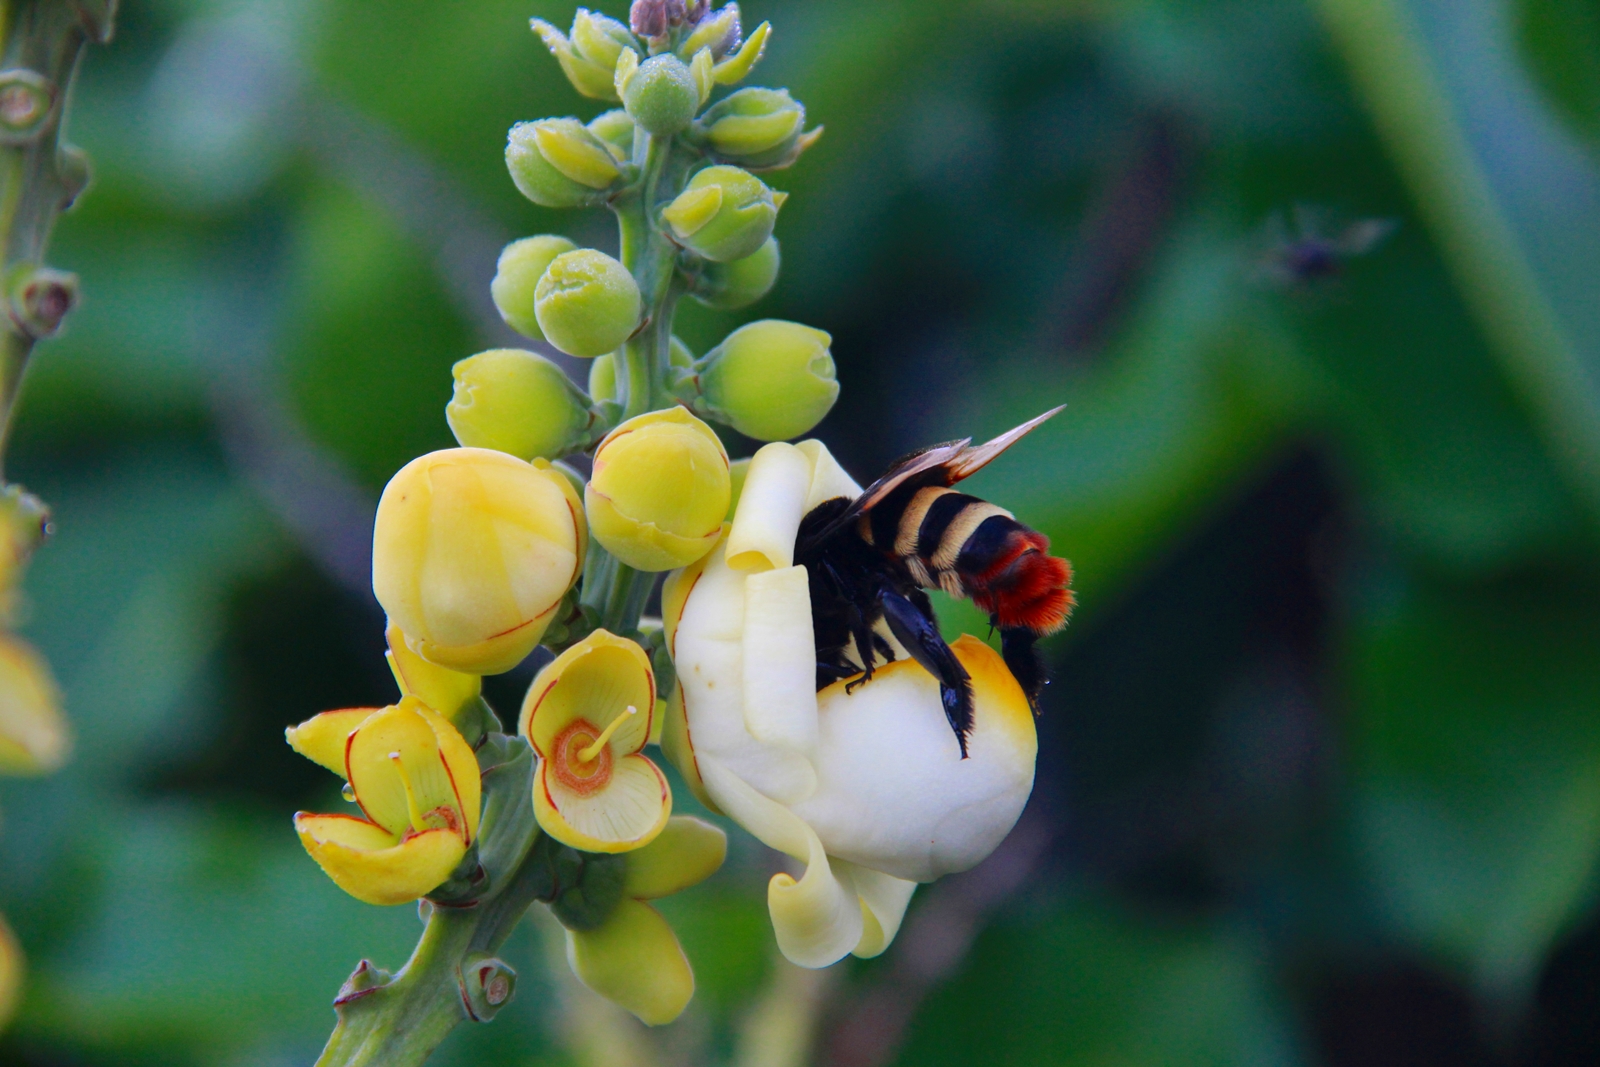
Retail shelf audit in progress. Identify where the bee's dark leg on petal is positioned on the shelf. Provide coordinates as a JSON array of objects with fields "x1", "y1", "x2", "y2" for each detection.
[
  {"x1": 879, "y1": 588, "x2": 973, "y2": 756},
  {"x1": 817, "y1": 659, "x2": 859, "y2": 689},
  {"x1": 870, "y1": 632, "x2": 896, "y2": 664},
  {"x1": 843, "y1": 599, "x2": 878, "y2": 694},
  {"x1": 1000, "y1": 627, "x2": 1046, "y2": 712}
]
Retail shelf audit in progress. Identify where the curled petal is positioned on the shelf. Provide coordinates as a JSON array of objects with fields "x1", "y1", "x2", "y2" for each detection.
[
  {"x1": 741, "y1": 565, "x2": 818, "y2": 755},
  {"x1": 294, "y1": 813, "x2": 466, "y2": 906},
  {"x1": 834, "y1": 859, "x2": 916, "y2": 959},
  {"x1": 520, "y1": 629, "x2": 655, "y2": 758},
  {"x1": 726, "y1": 442, "x2": 809, "y2": 571},
  {"x1": 566, "y1": 898, "x2": 693, "y2": 1025},
  {"x1": 534, "y1": 752, "x2": 670, "y2": 853},
  {"x1": 0, "y1": 635, "x2": 67, "y2": 775},
  {"x1": 624, "y1": 815, "x2": 727, "y2": 899},
  {"x1": 285, "y1": 708, "x2": 378, "y2": 778},
  {"x1": 698, "y1": 754, "x2": 861, "y2": 968}
]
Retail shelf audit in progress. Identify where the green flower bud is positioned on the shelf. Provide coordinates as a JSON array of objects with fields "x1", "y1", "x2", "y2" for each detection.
[
  {"x1": 447, "y1": 349, "x2": 597, "y2": 461},
  {"x1": 662, "y1": 165, "x2": 783, "y2": 263},
  {"x1": 587, "y1": 109, "x2": 635, "y2": 162},
  {"x1": 695, "y1": 87, "x2": 813, "y2": 168},
  {"x1": 589, "y1": 352, "x2": 618, "y2": 404},
  {"x1": 690, "y1": 236, "x2": 779, "y2": 309},
  {"x1": 532, "y1": 10, "x2": 639, "y2": 102},
  {"x1": 460, "y1": 954, "x2": 517, "y2": 1022},
  {"x1": 618, "y1": 53, "x2": 699, "y2": 137},
  {"x1": 679, "y1": 3, "x2": 742, "y2": 60},
  {"x1": 506, "y1": 119, "x2": 621, "y2": 209},
  {"x1": 696, "y1": 320, "x2": 838, "y2": 441},
  {"x1": 490, "y1": 235, "x2": 577, "y2": 340},
  {"x1": 534, "y1": 249, "x2": 642, "y2": 358}
]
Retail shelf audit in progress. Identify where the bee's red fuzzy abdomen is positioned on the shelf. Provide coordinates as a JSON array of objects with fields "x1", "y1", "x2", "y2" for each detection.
[{"x1": 966, "y1": 528, "x2": 1075, "y2": 635}]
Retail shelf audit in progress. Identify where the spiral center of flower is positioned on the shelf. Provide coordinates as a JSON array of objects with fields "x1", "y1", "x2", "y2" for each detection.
[{"x1": 550, "y1": 717, "x2": 617, "y2": 796}]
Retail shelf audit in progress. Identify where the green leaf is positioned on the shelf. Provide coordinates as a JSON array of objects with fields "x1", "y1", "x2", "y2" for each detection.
[
  {"x1": 1516, "y1": 0, "x2": 1600, "y2": 148},
  {"x1": 1345, "y1": 571, "x2": 1600, "y2": 997}
]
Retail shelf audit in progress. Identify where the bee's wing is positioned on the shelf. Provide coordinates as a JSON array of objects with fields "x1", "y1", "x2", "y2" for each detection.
[
  {"x1": 1334, "y1": 218, "x2": 1398, "y2": 257},
  {"x1": 799, "y1": 438, "x2": 971, "y2": 550},
  {"x1": 944, "y1": 405, "x2": 1064, "y2": 481}
]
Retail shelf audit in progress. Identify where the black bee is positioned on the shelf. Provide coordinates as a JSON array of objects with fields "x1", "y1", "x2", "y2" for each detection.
[
  {"x1": 794, "y1": 408, "x2": 1075, "y2": 756},
  {"x1": 1255, "y1": 205, "x2": 1397, "y2": 288}
]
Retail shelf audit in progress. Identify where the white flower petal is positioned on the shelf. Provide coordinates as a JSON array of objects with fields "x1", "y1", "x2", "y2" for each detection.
[
  {"x1": 794, "y1": 439, "x2": 863, "y2": 509},
  {"x1": 699, "y1": 754, "x2": 862, "y2": 968},
  {"x1": 727, "y1": 442, "x2": 811, "y2": 571},
  {"x1": 742, "y1": 565, "x2": 819, "y2": 756},
  {"x1": 834, "y1": 859, "x2": 917, "y2": 959}
]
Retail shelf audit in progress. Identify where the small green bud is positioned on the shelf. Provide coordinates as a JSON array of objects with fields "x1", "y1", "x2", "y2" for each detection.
[
  {"x1": 619, "y1": 53, "x2": 699, "y2": 137},
  {"x1": 491, "y1": 235, "x2": 577, "y2": 340},
  {"x1": 696, "y1": 320, "x2": 838, "y2": 441},
  {"x1": 587, "y1": 109, "x2": 635, "y2": 162},
  {"x1": 589, "y1": 352, "x2": 618, "y2": 403},
  {"x1": 506, "y1": 119, "x2": 621, "y2": 208},
  {"x1": 550, "y1": 846, "x2": 627, "y2": 931},
  {"x1": 662, "y1": 165, "x2": 783, "y2": 263},
  {"x1": 679, "y1": 3, "x2": 742, "y2": 59},
  {"x1": 695, "y1": 87, "x2": 810, "y2": 168},
  {"x1": 690, "y1": 235, "x2": 779, "y2": 309},
  {"x1": 532, "y1": 11, "x2": 639, "y2": 102},
  {"x1": 447, "y1": 349, "x2": 597, "y2": 461},
  {"x1": 535, "y1": 249, "x2": 642, "y2": 358},
  {"x1": 460, "y1": 954, "x2": 517, "y2": 1022}
]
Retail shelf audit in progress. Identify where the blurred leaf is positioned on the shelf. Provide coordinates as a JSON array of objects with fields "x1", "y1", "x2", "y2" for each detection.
[
  {"x1": 1316, "y1": 0, "x2": 1600, "y2": 525},
  {"x1": 279, "y1": 178, "x2": 469, "y2": 489},
  {"x1": 892, "y1": 899, "x2": 1300, "y2": 1067},
  {"x1": 1516, "y1": 0, "x2": 1600, "y2": 148},
  {"x1": 1346, "y1": 570, "x2": 1600, "y2": 997}
]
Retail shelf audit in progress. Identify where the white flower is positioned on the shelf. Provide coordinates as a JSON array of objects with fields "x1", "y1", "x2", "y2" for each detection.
[{"x1": 660, "y1": 440, "x2": 1037, "y2": 968}]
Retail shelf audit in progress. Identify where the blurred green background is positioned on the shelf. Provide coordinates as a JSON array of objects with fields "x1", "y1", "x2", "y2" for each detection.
[{"x1": 4, "y1": 0, "x2": 1600, "y2": 1063}]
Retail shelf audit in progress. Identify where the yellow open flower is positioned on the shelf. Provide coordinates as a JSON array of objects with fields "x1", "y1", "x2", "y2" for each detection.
[
  {"x1": 289, "y1": 696, "x2": 482, "y2": 906},
  {"x1": 566, "y1": 815, "x2": 725, "y2": 1025},
  {"x1": 661, "y1": 440, "x2": 1037, "y2": 968},
  {"x1": 0, "y1": 632, "x2": 68, "y2": 775},
  {"x1": 585, "y1": 407, "x2": 730, "y2": 572},
  {"x1": 520, "y1": 630, "x2": 670, "y2": 854},
  {"x1": 373, "y1": 448, "x2": 586, "y2": 675}
]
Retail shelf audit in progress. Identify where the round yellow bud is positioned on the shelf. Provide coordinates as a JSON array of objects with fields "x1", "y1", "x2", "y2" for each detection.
[
  {"x1": 585, "y1": 408, "x2": 730, "y2": 571},
  {"x1": 697, "y1": 320, "x2": 838, "y2": 440},
  {"x1": 490, "y1": 236, "x2": 576, "y2": 341},
  {"x1": 534, "y1": 249, "x2": 643, "y2": 359},
  {"x1": 446, "y1": 348, "x2": 595, "y2": 461},
  {"x1": 373, "y1": 448, "x2": 587, "y2": 674}
]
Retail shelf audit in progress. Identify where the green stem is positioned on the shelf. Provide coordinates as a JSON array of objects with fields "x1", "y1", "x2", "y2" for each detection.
[{"x1": 0, "y1": 0, "x2": 113, "y2": 475}]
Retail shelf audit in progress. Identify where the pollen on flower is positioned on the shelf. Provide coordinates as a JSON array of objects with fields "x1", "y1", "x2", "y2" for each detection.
[{"x1": 551, "y1": 718, "x2": 616, "y2": 795}]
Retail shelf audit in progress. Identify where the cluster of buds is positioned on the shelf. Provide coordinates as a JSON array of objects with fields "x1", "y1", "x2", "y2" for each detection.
[{"x1": 289, "y1": 1, "x2": 1043, "y2": 1044}]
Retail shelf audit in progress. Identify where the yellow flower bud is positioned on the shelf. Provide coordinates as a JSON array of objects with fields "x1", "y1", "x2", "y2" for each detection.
[
  {"x1": 373, "y1": 448, "x2": 587, "y2": 674},
  {"x1": 490, "y1": 235, "x2": 577, "y2": 341},
  {"x1": 446, "y1": 348, "x2": 596, "y2": 461},
  {"x1": 532, "y1": 11, "x2": 639, "y2": 101},
  {"x1": 678, "y1": 3, "x2": 742, "y2": 59},
  {"x1": 293, "y1": 697, "x2": 482, "y2": 906},
  {"x1": 712, "y1": 19, "x2": 769, "y2": 85},
  {"x1": 566, "y1": 898, "x2": 694, "y2": 1025},
  {"x1": 696, "y1": 320, "x2": 838, "y2": 441},
  {"x1": 0, "y1": 634, "x2": 67, "y2": 775},
  {"x1": 0, "y1": 486, "x2": 48, "y2": 595},
  {"x1": 585, "y1": 408, "x2": 730, "y2": 571},
  {"x1": 534, "y1": 249, "x2": 642, "y2": 359},
  {"x1": 689, "y1": 236, "x2": 779, "y2": 310},
  {"x1": 587, "y1": 108, "x2": 635, "y2": 161},
  {"x1": 385, "y1": 622, "x2": 481, "y2": 725},
  {"x1": 662, "y1": 165, "x2": 782, "y2": 263},
  {"x1": 506, "y1": 119, "x2": 621, "y2": 209},
  {"x1": 696, "y1": 87, "x2": 814, "y2": 169},
  {"x1": 588, "y1": 352, "x2": 618, "y2": 403}
]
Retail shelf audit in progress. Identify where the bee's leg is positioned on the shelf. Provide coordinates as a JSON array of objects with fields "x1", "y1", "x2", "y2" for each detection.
[
  {"x1": 816, "y1": 659, "x2": 859, "y2": 690},
  {"x1": 1000, "y1": 628, "x2": 1046, "y2": 713},
  {"x1": 843, "y1": 600, "x2": 879, "y2": 694},
  {"x1": 879, "y1": 589, "x2": 974, "y2": 757}
]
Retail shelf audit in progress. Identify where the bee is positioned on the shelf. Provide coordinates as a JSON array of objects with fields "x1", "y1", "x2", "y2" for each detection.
[
  {"x1": 795, "y1": 408, "x2": 1074, "y2": 756},
  {"x1": 1254, "y1": 204, "x2": 1397, "y2": 288}
]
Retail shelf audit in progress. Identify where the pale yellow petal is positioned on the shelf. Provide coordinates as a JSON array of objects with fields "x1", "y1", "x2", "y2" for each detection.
[
  {"x1": 793, "y1": 439, "x2": 863, "y2": 510},
  {"x1": 624, "y1": 815, "x2": 727, "y2": 899},
  {"x1": 534, "y1": 753, "x2": 670, "y2": 853},
  {"x1": 386, "y1": 621, "x2": 481, "y2": 720},
  {"x1": 519, "y1": 630, "x2": 655, "y2": 758},
  {"x1": 347, "y1": 700, "x2": 472, "y2": 840},
  {"x1": 0, "y1": 635, "x2": 67, "y2": 775},
  {"x1": 834, "y1": 859, "x2": 917, "y2": 959},
  {"x1": 417, "y1": 700, "x2": 482, "y2": 842},
  {"x1": 726, "y1": 441, "x2": 810, "y2": 571},
  {"x1": 741, "y1": 565, "x2": 818, "y2": 755},
  {"x1": 566, "y1": 898, "x2": 693, "y2": 1026}
]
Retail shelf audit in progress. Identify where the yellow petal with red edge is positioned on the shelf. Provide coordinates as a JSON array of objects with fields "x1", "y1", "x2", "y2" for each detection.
[
  {"x1": 661, "y1": 525, "x2": 725, "y2": 662},
  {"x1": 566, "y1": 898, "x2": 694, "y2": 1026},
  {"x1": 623, "y1": 815, "x2": 726, "y2": 899},
  {"x1": 659, "y1": 681, "x2": 720, "y2": 814},
  {"x1": 0, "y1": 634, "x2": 68, "y2": 775},
  {"x1": 420, "y1": 699, "x2": 482, "y2": 841},
  {"x1": 294, "y1": 813, "x2": 466, "y2": 906},
  {"x1": 386, "y1": 621, "x2": 481, "y2": 722},
  {"x1": 519, "y1": 629, "x2": 654, "y2": 758},
  {"x1": 0, "y1": 912, "x2": 19, "y2": 1029},
  {"x1": 534, "y1": 752, "x2": 669, "y2": 853},
  {"x1": 347, "y1": 698, "x2": 477, "y2": 842},
  {"x1": 284, "y1": 708, "x2": 379, "y2": 778}
]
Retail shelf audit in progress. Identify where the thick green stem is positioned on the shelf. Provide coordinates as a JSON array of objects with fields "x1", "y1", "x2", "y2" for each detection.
[{"x1": 0, "y1": 0, "x2": 112, "y2": 474}]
